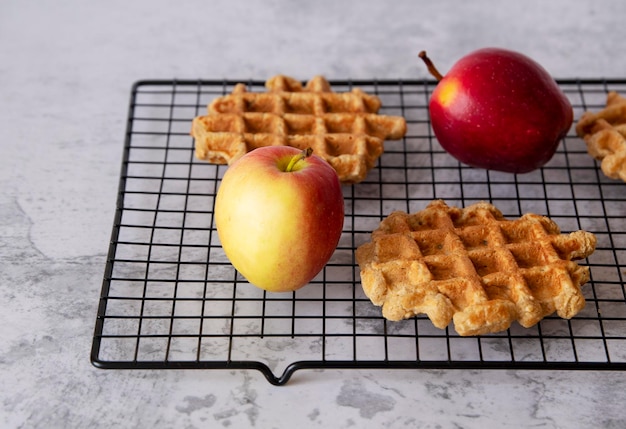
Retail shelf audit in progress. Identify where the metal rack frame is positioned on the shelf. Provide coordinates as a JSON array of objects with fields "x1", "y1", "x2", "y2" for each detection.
[{"x1": 91, "y1": 78, "x2": 626, "y2": 385}]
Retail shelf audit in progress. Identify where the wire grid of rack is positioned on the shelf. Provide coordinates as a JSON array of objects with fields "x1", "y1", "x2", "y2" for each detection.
[{"x1": 91, "y1": 78, "x2": 626, "y2": 385}]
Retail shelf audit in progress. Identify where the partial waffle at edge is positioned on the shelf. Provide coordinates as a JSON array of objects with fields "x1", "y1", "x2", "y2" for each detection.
[{"x1": 576, "y1": 91, "x2": 626, "y2": 182}]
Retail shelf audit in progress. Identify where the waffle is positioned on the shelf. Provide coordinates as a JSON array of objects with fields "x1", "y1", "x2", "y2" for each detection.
[
  {"x1": 191, "y1": 75, "x2": 407, "y2": 184},
  {"x1": 575, "y1": 91, "x2": 626, "y2": 181},
  {"x1": 355, "y1": 200, "x2": 597, "y2": 336}
]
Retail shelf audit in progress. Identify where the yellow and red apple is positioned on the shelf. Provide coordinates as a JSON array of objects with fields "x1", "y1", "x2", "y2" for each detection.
[
  {"x1": 420, "y1": 48, "x2": 573, "y2": 174},
  {"x1": 214, "y1": 146, "x2": 345, "y2": 292}
]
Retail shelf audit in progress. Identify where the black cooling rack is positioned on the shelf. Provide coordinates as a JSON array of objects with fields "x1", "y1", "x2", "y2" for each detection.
[{"x1": 91, "y1": 78, "x2": 626, "y2": 385}]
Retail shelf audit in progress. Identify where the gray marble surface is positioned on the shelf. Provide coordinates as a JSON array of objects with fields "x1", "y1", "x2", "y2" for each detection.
[{"x1": 2, "y1": 0, "x2": 626, "y2": 427}]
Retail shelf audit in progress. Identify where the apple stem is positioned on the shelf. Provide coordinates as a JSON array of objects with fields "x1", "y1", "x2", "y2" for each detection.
[
  {"x1": 285, "y1": 147, "x2": 313, "y2": 172},
  {"x1": 418, "y1": 51, "x2": 444, "y2": 81}
]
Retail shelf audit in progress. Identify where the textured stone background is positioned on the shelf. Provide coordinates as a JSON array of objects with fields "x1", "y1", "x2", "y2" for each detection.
[{"x1": 1, "y1": 1, "x2": 625, "y2": 428}]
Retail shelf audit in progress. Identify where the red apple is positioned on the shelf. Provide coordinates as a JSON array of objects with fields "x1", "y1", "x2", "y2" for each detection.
[
  {"x1": 419, "y1": 48, "x2": 573, "y2": 174},
  {"x1": 214, "y1": 146, "x2": 344, "y2": 292}
]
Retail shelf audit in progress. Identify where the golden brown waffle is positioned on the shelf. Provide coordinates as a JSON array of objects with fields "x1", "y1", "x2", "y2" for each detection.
[
  {"x1": 191, "y1": 75, "x2": 407, "y2": 184},
  {"x1": 576, "y1": 91, "x2": 626, "y2": 181},
  {"x1": 355, "y1": 200, "x2": 597, "y2": 336}
]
